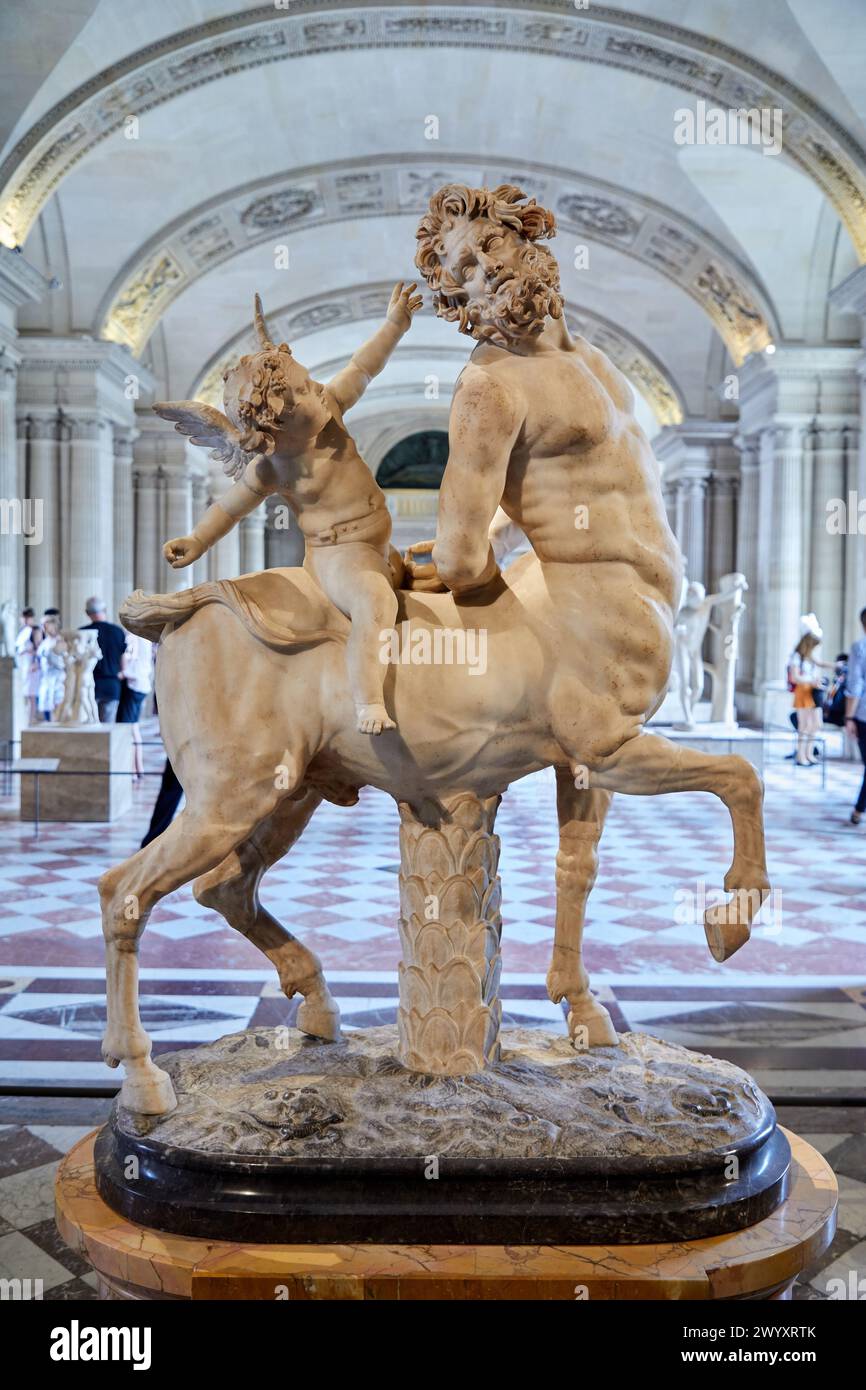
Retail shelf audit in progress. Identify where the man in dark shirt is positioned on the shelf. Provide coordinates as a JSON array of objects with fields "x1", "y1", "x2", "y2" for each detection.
[{"x1": 80, "y1": 596, "x2": 127, "y2": 723}]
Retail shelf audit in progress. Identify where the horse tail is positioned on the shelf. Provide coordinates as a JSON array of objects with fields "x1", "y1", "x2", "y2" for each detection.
[{"x1": 119, "y1": 581, "x2": 346, "y2": 650}]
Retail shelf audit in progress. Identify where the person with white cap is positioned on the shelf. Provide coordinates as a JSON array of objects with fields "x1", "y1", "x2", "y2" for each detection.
[{"x1": 786, "y1": 614, "x2": 834, "y2": 767}]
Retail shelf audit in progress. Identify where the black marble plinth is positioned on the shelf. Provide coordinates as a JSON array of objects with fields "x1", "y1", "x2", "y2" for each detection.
[{"x1": 94, "y1": 1119, "x2": 791, "y2": 1245}]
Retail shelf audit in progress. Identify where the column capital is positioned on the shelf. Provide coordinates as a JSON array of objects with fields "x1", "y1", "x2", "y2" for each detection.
[
  {"x1": 113, "y1": 424, "x2": 139, "y2": 456},
  {"x1": 64, "y1": 414, "x2": 110, "y2": 443},
  {"x1": 27, "y1": 412, "x2": 59, "y2": 442},
  {"x1": 711, "y1": 472, "x2": 738, "y2": 497}
]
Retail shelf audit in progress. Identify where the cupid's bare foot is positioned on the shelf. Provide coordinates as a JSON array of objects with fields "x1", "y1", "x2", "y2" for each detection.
[{"x1": 356, "y1": 703, "x2": 397, "y2": 735}]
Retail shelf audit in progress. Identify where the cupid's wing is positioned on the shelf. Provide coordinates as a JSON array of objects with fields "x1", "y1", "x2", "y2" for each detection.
[{"x1": 153, "y1": 401, "x2": 251, "y2": 480}]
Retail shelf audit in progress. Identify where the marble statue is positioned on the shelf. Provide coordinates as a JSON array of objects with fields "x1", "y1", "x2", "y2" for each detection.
[
  {"x1": 672, "y1": 577, "x2": 744, "y2": 729},
  {"x1": 0, "y1": 600, "x2": 17, "y2": 658},
  {"x1": 155, "y1": 282, "x2": 422, "y2": 735},
  {"x1": 106, "y1": 184, "x2": 770, "y2": 1115},
  {"x1": 56, "y1": 629, "x2": 100, "y2": 726},
  {"x1": 707, "y1": 572, "x2": 749, "y2": 729}
]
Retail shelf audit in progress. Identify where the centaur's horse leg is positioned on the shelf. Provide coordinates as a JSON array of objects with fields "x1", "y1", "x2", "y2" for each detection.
[
  {"x1": 547, "y1": 769, "x2": 617, "y2": 1046},
  {"x1": 99, "y1": 762, "x2": 309, "y2": 1114},
  {"x1": 584, "y1": 733, "x2": 770, "y2": 961},
  {"x1": 192, "y1": 788, "x2": 340, "y2": 1041}
]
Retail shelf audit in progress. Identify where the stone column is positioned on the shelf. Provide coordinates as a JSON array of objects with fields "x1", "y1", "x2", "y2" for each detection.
[
  {"x1": 239, "y1": 510, "x2": 266, "y2": 575},
  {"x1": 161, "y1": 463, "x2": 193, "y2": 593},
  {"x1": 708, "y1": 472, "x2": 738, "y2": 589},
  {"x1": 66, "y1": 415, "x2": 113, "y2": 625},
  {"x1": 396, "y1": 792, "x2": 503, "y2": 1074},
  {"x1": 265, "y1": 493, "x2": 305, "y2": 568},
  {"x1": 206, "y1": 474, "x2": 241, "y2": 580},
  {"x1": 112, "y1": 426, "x2": 137, "y2": 615},
  {"x1": 734, "y1": 436, "x2": 760, "y2": 694},
  {"x1": 190, "y1": 473, "x2": 209, "y2": 587},
  {"x1": 810, "y1": 425, "x2": 847, "y2": 658},
  {"x1": 738, "y1": 347, "x2": 859, "y2": 712},
  {"x1": 829, "y1": 268, "x2": 866, "y2": 637},
  {"x1": 680, "y1": 475, "x2": 708, "y2": 582},
  {"x1": 133, "y1": 460, "x2": 161, "y2": 597},
  {"x1": 0, "y1": 248, "x2": 45, "y2": 609},
  {"x1": 25, "y1": 412, "x2": 60, "y2": 618},
  {"x1": 764, "y1": 423, "x2": 805, "y2": 690},
  {"x1": 844, "y1": 416, "x2": 863, "y2": 641},
  {"x1": 16, "y1": 337, "x2": 150, "y2": 622},
  {"x1": 0, "y1": 357, "x2": 19, "y2": 607}
]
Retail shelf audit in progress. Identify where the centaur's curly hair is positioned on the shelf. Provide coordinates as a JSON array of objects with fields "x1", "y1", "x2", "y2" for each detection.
[{"x1": 415, "y1": 184, "x2": 563, "y2": 340}]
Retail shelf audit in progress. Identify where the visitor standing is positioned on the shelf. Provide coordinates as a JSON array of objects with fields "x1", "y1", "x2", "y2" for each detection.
[
  {"x1": 118, "y1": 633, "x2": 153, "y2": 778},
  {"x1": 80, "y1": 597, "x2": 126, "y2": 723},
  {"x1": 15, "y1": 607, "x2": 42, "y2": 723},
  {"x1": 36, "y1": 616, "x2": 66, "y2": 720},
  {"x1": 786, "y1": 615, "x2": 833, "y2": 767},
  {"x1": 845, "y1": 607, "x2": 866, "y2": 825}
]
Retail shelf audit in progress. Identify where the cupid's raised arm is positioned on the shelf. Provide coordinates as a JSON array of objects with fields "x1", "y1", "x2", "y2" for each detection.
[
  {"x1": 433, "y1": 365, "x2": 525, "y2": 595},
  {"x1": 329, "y1": 281, "x2": 422, "y2": 413}
]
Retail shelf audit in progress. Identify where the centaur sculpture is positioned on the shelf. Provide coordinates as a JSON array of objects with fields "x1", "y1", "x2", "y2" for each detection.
[{"x1": 106, "y1": 185, "x2": 770, "y2": 1114}]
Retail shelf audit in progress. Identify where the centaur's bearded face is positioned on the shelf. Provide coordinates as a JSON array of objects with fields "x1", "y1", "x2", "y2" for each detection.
[{"x1": 436, "y1": 215, "x2": 562, "y2": 348}]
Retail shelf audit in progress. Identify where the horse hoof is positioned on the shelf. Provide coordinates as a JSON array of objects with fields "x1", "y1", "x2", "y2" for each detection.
[
  {"x1": 704, "y1": 904, "x2": 751, "y2": 962},
  {"x1": 296, "y1": 999, "x2": 341, "y2": 1042},
  {"x1": 567, "y1": 998, "x2": 618, "y2": 1049},
  {"x1": 119, "y1": 1066, "x2": 177, "y2": 1116}
]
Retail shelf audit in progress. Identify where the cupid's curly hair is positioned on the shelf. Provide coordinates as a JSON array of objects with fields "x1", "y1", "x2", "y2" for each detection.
[{"x1": 415, "y1": 183, "x2": 562, "y2": 334}]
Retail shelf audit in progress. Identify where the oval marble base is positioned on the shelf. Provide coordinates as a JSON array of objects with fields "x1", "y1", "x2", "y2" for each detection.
[
  {"x1": 96, "y1": 1026, "x2": 790, "y2": 1244},
  {"x1": 57, "y1": 1130, "x2": 837, "y2": 1301}
]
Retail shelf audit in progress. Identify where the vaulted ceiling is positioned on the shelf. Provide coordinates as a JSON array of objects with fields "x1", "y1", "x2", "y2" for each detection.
[{"x1": 2, "y1": 0, "x2": 864, "y2": 441}]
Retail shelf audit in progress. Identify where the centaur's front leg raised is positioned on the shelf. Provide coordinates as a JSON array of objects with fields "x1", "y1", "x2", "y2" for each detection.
[{"x1": 547, "y1": 768, "x2": 618, "y2": 1047}]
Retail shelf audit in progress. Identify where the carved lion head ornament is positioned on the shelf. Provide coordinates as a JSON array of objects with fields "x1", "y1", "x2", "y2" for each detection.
[
  {"x1": 415, "y1": 183, "x2": 564, "y2": 348},
  {"x1": 153, "y1": 295, "x2": 317, "y2": 480}
]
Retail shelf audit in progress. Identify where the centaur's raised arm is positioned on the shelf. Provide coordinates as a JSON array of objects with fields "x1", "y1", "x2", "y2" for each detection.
[{"x1": 434, "y1": 364, "x2": 524, "y2": 595}]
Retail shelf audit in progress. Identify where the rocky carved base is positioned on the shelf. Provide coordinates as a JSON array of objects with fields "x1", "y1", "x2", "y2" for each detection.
[{"x1": 95, "y1": 1026, "x2": 790, "y2": 1244}]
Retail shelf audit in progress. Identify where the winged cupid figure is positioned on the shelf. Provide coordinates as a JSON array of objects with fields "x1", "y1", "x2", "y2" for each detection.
[{"x1": 156, "y1": 283, "x2": 422, "y2": 734}]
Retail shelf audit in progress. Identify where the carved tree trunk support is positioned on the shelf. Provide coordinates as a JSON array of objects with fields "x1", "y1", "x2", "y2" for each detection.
[{"x1": 397, "y1": 792, "x2": 503, "y2": 1074}]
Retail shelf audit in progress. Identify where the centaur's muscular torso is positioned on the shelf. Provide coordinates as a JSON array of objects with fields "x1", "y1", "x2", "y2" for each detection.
[{"x1": 430, "y1": 319, "x2": 681, "y2": 721}]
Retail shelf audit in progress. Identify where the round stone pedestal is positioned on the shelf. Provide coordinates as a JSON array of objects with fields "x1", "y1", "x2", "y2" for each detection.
[
  {"x1": 56, "y1": 1130, "x2": 836, "y2": 1300},
  {"x1": 95, "y1": 1025, "x2": 791, "y2": 1244}
]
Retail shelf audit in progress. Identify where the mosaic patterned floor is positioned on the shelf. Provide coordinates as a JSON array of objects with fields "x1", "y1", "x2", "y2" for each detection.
[
  {"x1": 0, "y1": 1096, "x2": 861, "y2": 1301},
  {"x1": 0, "y1": 731, "x2": 864, "y2": 1097}
]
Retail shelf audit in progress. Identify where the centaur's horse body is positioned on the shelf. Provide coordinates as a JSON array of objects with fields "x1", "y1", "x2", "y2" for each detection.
[{"x1": 103, "y1": 546, "x2": 769, "y2": 1114}]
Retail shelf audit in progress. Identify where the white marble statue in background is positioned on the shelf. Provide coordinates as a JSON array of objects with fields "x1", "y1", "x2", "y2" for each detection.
[
  {"x1": 56, "y1": 629, "x2": 100, "y2": 725},
  {"x1": 673, "y1": 576, "x2": 745, "y2": 729},
  {"x1": 0, "y1": 600, "x2": 17, "y2": 658},
  {"x1": 707, "y1": 572, "x2": 749, "y2": 729}
]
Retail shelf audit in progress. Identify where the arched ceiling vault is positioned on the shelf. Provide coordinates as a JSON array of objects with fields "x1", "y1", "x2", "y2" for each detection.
[
  {"x1": 96, "y1": 152, "x2": 777, "y2": 366},
  {"x1": 2, "y1": 1, "x2": 865, "y2": 260},
  {"x1": 188, "y1": 279, "x2": 686, "y2": 428}
]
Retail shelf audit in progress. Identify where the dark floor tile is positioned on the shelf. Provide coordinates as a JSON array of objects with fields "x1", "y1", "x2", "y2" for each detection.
[
  {"x1": 0, "y1": 1095, "x2": 112, "y2": 1127},
  {"x1": 0, "y1": 1125, "x2": 64, "y2": 1178},
  {"x1": 815, "y1": 1133, "x2": 866, "y2": 1183},
  {"x1": 802, "y1": 1226, "x2": 862, "y2": 1278},
  {"x1": 21, "y1": 1217, "x2": 93, "y2": 1279},
  {"x1": 775, "y1": 1106, "x2": 866, "y2": 1135},
  {"x1": 793, "y1": 1279, "x2": 828, "y2": 1300},
  {"x1": 43, "y1": 1277, "x2": 98, "y2": 1301}
]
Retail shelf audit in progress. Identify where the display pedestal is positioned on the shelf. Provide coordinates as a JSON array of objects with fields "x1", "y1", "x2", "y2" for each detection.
[
  {"x1": 660, "y1": 723, "x2": 765, "y2": 771},
  {"x1": 56, "y1": 1129, "x2": 836, "y2": 1301},
  {"x1": 0, "y1": 654, "x2": 22, "y2": 752},
  {"x1": 20, "y1": 723, "x2": 132, "y2": 822}
]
